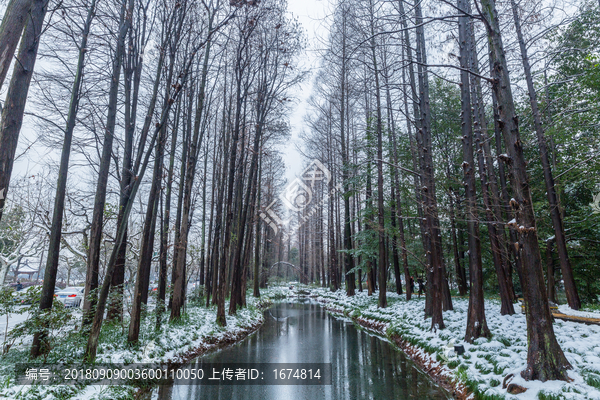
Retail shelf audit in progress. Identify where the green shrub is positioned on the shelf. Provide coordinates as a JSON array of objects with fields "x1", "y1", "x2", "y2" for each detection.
[
  {"x1": 537, "y1": 390, "x2": 563, "y2": 400},
  {"x1": 585, "y1": 372, "x2": 600, "y2": 389}
]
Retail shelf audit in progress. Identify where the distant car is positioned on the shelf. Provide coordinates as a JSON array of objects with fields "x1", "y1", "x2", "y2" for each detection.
[{"x1": 54, "y1": 287, "x2": 85, "y2": 308}]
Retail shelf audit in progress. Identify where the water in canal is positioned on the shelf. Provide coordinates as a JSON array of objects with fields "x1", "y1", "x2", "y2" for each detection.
[{"x1": 154, "y1": 300, "x2": 451, "y2": 399}]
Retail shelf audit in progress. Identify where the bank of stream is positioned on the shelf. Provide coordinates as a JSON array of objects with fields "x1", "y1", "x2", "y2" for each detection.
[{"x1": 151, "y1": 299, "x2": 451, "y2": 400}]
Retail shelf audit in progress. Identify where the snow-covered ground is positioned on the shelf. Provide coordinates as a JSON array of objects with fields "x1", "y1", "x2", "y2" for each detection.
[
  {"x1": 3, "y1": 287, "x2": 598, "y2": 400},
  {"x1": 0, "y1": 294, "x2": 274, "y2": 400},
  {"x1": 312, "y1": 288, "x2": 600, "y2": 400},
  {"x1": 558, "y1": 304, "x2": 600, "y2": 320},
  {"x1": 0, "y1": 306, "x2": 31, "y2": 342}
]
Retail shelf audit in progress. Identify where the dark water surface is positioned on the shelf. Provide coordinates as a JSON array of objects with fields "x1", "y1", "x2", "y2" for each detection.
[{"x1": 154, "y1": 300, "x2": 450, "y2": 400}]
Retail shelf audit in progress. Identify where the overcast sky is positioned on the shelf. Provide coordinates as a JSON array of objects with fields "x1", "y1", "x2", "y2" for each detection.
[
  {"x1": 283, "y1": 0, "x2": 330, "y2": 184},
  {"x1": 5, "y1": 0, "x2": 332, "y2": 192}
]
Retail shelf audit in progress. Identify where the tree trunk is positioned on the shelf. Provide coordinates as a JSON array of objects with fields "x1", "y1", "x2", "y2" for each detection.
[
  {"x1": 414, "y1": 0, "x2": 444, "y2": 329},
  {"x1": 205, "y1": 129, "x2": 219, "y2": 306},
  {"x1": 369, "y1": 25, "x2": 387, "y2": 308},
  {"x1": 399, "y1": 0, "x2": 429, "y2": 295},
  {"x1": 473, "y1": 123, "x2": 515, "y2": 315},
  {"x1": 157, "y1": 97, "x2": 181, "y2": 329},
  {"x1": 339, "y1": 7, "x2": 355, "y2": 297},
  {"x1": 170, "y1": 13, "x2": 214, "y2": 321},
  {"x1": 128, "y1": 124, "x2": 165, "y2": 343},
  {"x1": 480, "y1": 0, "x2": 572, "y2": 381},
  {"x1": 459, "y1": 0, "x2": 491, "y2": 341},
  {"x1": 448, "y1": 189, "x2": 467, "y2": 296},
  {"x1": 491, "y1": 87, "x2": 522, "y2": 294},
  {"x1": 390, "y1": 184, "x2": 402, "y2": 296},
  {"x1": 170, "y1": 85, "x2": 192, "y2": 309},
  {"x1": 229, "y1": 101, "x2": 264, "y2": 314},
  {"x1": 253, "y1": 154, "x2": 262, "y2": 297},
  {"x1": 30, "y1": 0, "x2": 96, "y2": 358},
  {"x1": 328, "y1": 151, "x2": 338, "y2": 292},
  {"x1": 210, "y1": 109, "x2": 229, "y2": 306},
  {"x1": 0, "y1": 0, "x2": 47, "y2": 223},
  {"x1": 546, "y1": 240, "x2": 557, "y2": 304},
  {"x1": 216, "y1": 82, "x2": 242, "y2": 326},
  {"x1": 464, "y1": 2, "x2": 515, "y2": 314},
  {"x1": 199, "y1": 137, "x2": 209, "y2": 287},
  {"x1": 442, "y1": 259, "x2": 453, "y2": 311},
  {"x1": 0, "y1": 0, "x2": 32, "y2": 89},
  {"x1": 107, "y1": 16, "x2": 148, "y2": 322},
  {"x1": 384, "y1": 71, "x2": 409, "y2": 299},
  {"x1": 365, "y1": 119, "x2": 376, "y2": 297},
  {"x1": 82, "y1": 0, "x2": 131, "y2": 321},
  {"x1": 241, "y1": 159, "x2": 259, "y2": 306},
  {"x1": 510, "y1": 0, "x2": 580, "y2": 310}
]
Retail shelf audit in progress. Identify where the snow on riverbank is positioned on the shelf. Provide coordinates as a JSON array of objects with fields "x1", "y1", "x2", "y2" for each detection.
[
  {"x1": 0, "y1": 294, "x2": 274, "y2": 400},
  {"x1": 311, "y1": 288, "x2": 600, "y2": 400}
]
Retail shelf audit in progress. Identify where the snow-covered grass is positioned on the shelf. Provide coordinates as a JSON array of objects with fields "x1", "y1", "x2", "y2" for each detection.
[
  {"x1": 311, "y1": 288, "x2": 600, "y2": 400},
  {"x1": 0, "y1": 291, "x2": 277, "y2": 400}
]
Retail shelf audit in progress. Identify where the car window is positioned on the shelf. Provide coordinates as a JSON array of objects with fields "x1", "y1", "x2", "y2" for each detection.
[{"x1": 63, "y1": 287, "x2": 83, "y2": 292}]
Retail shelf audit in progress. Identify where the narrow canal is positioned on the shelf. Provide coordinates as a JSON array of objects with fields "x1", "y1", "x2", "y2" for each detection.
[{"x1": 154, "y1": 300, "x2": 451, "y2": 399}]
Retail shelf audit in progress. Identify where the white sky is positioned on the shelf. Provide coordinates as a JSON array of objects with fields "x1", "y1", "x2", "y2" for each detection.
[
  {"x1": 283, "y1": 0, "x2": 330, "y2": 185},
  {"x1": 5, "y1": 0, "x2": 332, "y2": 192}
]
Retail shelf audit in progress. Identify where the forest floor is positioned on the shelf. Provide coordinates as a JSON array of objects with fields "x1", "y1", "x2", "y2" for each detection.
[
  {"x1": 0, "y1": 293, "x2": 275, "y2": 400},
  {"x1": 309, "y1": 287, "x2": 600, "y2": 400}
]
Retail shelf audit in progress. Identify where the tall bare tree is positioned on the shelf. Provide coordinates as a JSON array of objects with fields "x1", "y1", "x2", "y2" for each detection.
[
  {"x1": 0, "y1": 0, "x2": 48, "y2": 223},
  {"x1": 30, "y1": 0, "x2": 98, "y2": 358},
  {"x1": 479, "y1": 0, "x2": 572, "y2": 381},
  {"x1": 459, "y1": 0, "x2": 490, "y2": 341},
  {"x1": 510, "y1": 0, "x2": 581, "y2": 310}
]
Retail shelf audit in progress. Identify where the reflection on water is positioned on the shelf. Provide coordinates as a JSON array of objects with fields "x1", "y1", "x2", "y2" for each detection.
[{"x1": 154, "y1": 301, "x2": 450, "y2": 400}]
